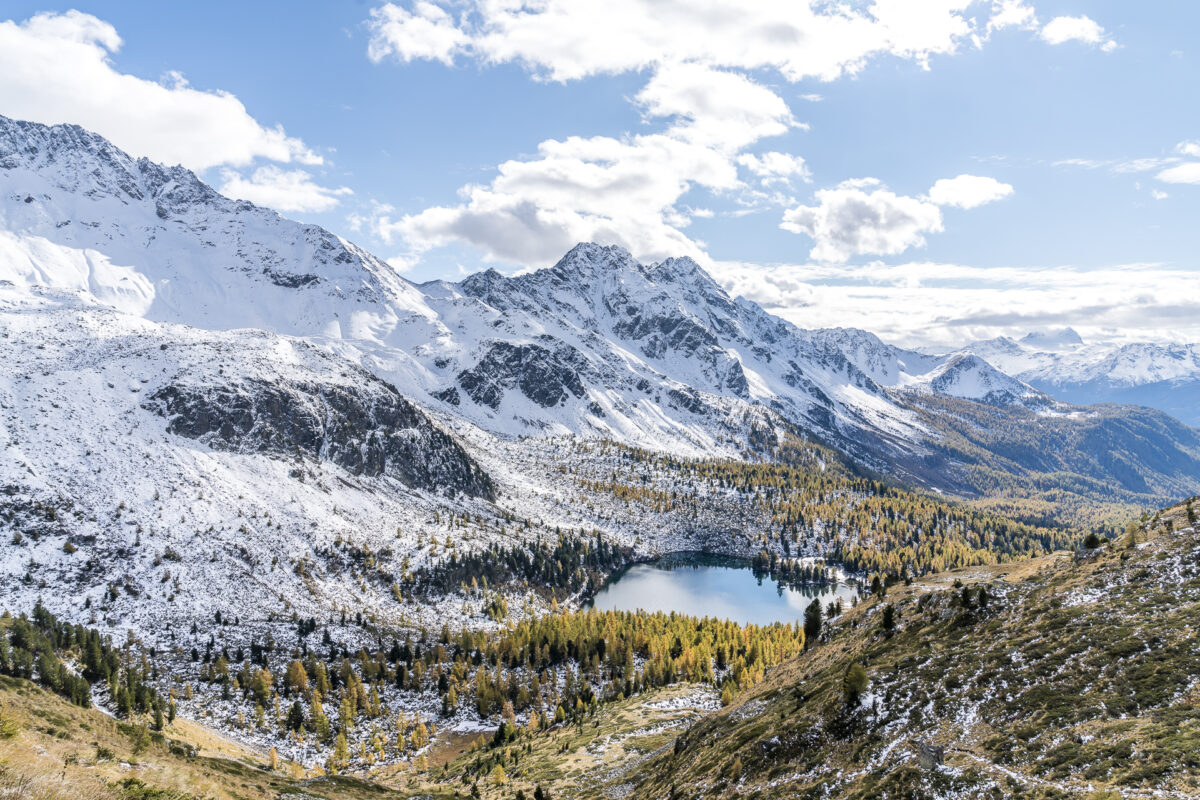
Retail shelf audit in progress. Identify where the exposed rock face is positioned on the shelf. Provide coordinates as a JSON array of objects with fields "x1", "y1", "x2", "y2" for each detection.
[
  {"x1": 145, "y1": 376, "x2": 494, "y2": 500},
  {"x1": 457, "y1": 341, "x2": 588, "y2": 410}
]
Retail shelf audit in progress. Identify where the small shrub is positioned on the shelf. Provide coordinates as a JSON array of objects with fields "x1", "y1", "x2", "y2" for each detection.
[
  {"x1": 127, "y1": 723, "x2": 151, "y2": 754},
  {"x1": 0, "y1": 709, "x2": 18, "y2": 739}
]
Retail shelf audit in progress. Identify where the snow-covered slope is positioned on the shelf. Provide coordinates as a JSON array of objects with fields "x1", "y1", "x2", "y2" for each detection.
[
  {"x1": 409, "y1": 243, "x2": 948, "y2": 462},
  {"x1": 912, "y1": 354, "x2": 1045, "y2": 406},
  {"x1": 3, "y1": 113, "x2": 1200, "y2": 643},
  {"x1": 0, "y1": 286, "x2": 501, "y2": 630},
  {"x1": 0, "y1": 115, "x2": 916, "y2": 464},
  {"x1": 2, "y1": 113, "x2": 1198, "y2": 515},
  {"x1": 0, "y1": 114, "x2": 442, "y2": 343},
  {"x1": 0, "y1": 113, "x2": 1068, "y2": 467}
]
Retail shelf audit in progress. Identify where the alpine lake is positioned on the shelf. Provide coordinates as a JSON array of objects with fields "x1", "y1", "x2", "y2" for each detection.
[{"x1": 586, "y1": 552, "x2": 859, "y2": 627}]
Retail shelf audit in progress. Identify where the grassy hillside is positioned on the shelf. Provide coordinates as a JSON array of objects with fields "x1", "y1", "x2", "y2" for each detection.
[{"x1": 626, "y1": 497, "x2": 1200, "y2": 799}]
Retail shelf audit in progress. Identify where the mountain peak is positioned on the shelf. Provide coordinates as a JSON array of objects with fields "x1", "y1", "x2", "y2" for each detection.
[
  {"x1": 546, "y1": 242, "x2": 640, "y2": 282},
  {"x1": 925, "y1": 353, "x2": 1041, "y2": 405},
  {"x1": 0, "y1": 113, "x2": 409, "y2": 329},
  {"x1": 647, "y1": 255, "x2": 711, "y2": 287},
  {"x1": 1020, "y1": 327, "x2": 1083, "y2": 350}
]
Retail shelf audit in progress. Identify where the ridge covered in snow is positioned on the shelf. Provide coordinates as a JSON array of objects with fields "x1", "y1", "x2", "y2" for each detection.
[{"x1": 0, "y1": 114, "x2": 1055, "y2": 467}]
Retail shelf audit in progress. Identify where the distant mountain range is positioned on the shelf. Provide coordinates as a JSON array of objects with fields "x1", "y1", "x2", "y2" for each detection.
[{"x1": 956, "y1": 329, "x2": 1200, "y2": 428}]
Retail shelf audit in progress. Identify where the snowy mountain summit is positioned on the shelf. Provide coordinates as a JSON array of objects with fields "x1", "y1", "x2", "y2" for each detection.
[
  {"x1": 0, "y1": 114, "x2": 424, "y2": 339},
  {"x1": 962, "y1": 329, "x2": 1200, "y2": 427}
]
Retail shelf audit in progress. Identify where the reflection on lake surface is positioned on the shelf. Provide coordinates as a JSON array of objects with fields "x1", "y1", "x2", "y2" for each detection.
[{"x1": 587, "y1": 552, "x2": 858, "y2": 627}]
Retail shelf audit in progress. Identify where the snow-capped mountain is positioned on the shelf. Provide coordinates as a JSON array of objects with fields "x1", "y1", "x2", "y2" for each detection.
[
  {"x1": 416, "y1": 243, "x2": 937, "y2": 460},
  {"x1": 0, "y1": 286, "x2": 503, "y2": 627},
  {"x1": 913, "y1": 353, "x2": 1046, "y2": 406},
  {"x1": 0, "y1": 114, "x2": 968, "y2": 469},
  {"x1": 0, "y1": 114, "x2": 443, "y2": 343},
  {"x1": 961, "y1": 330, "x2": 1200, "y2": 427},
  {"x1": 2, "y1": 113, "x2": 1199, "y2": 533},
  {"x1": 3, "y1": 112, "x2": 1200, "y2": 639}
]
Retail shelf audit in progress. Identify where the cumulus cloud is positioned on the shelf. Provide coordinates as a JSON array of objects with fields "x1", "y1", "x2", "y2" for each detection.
[
  {"x1": 219, "y1": 167, "x2": 353, "y2": 214},
  {"x1": 0, "y1": 11, "x2": 319, "y2": 171},
  {"x1": 375, "y1": 131, "x2": 731, "y2": 265},
  {"x1": 1156, "y1": 163, "x2": 1200, "y2": 185},
  {"x1": 364, "y1": 1, "x2": 1110, "y2": 270},
  {"x1": 927, "y1": 174, "x2": 1014, "y2": 208},
  {"x1": 1040, "y1": 15, "x2": 1117, "y2": 52},
  {"x1": 635, "y1": 63, "x2": 798, "y2": 149},
  {"x1": 1157, "y1": 141, "x2": 1200, "y2": 184},
  {"x1": 368, "y1": 0, "x2": 980, "y2": 83},
  {"x1": 987, "y1": 0, "x2": 1038, "y2": 34},
  {"x1": 780, "y1": 179, "x2": 944, "y2": 262},
  {"x1": 738, "y1": 152, "x2": 811, "y2": 186},
  {"x1": 373, "y1": 61, "x2": 803, "y2": 266},
  {"x1": 780, "y1": 174, "x2": 1012, "y2": 261},
  {"x1": 364, "y1": 0, "x2": 996, "y2": 267},
  {"x1": 366, "y1": 2, "x2": 468, "y2": 65}
]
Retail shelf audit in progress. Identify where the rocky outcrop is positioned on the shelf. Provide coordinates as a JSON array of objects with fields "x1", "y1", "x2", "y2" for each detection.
[
  {"x1": 145, "y1": 376, "x2": 494, "y2": 500},
  {"x1": 457, "y1": 341, "x2": 588, "y2": 410}
]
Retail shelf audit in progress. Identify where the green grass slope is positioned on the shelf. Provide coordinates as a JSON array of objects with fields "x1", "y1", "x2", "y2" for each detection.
[{"x1": 629, "y1": 499, "x2": 1200, "y2": 799}]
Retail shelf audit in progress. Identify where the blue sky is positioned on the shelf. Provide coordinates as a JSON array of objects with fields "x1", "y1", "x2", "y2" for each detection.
[{"x1": 1, "y1": 2, "x2": 1197, "y2": 346}]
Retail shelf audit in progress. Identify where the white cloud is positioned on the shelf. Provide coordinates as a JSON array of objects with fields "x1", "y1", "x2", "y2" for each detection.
[
  {"x1": 364, "y1": 1, "x2": 1107, "y2": 270},
  {"x1": 1158, "y1": 143, "x2": 1200, "y2": 184},
  {"x1": 374, "y1": 61, "x2": 802, "y2": 266},
  {"x1": 1176, "y1": 140, "x2": 1200, "y2": 158},
  {"x1": 368, "y1": 0, "x2": 980, "y2": 83},
  {"x1": 366, "y1": 2, "x2": 468, "y2": 65},
  {"x1": 1055, "y1": 155, "x2": 1179, "y2": 174},
  {"x1": 385, "y1": 255, "x2": 418, "y2": 273},
  {"x1": 219, "y1": 167, "x2": 352, "y2": 213},
  {"x1": 737, "y1": 152, "x2": 811, "y2": 185},
  {"x1": 1040, "y1": 15, "x2": 1117, "y2": 51},
  {"x1": 0, "y1": 11, "x2": 320, "y2": 171},
  {"x1": 375, "y1": 130, "x2": 730, "y2": 265},
  {"x1": 780, "y1": 180, "x2": 944, "y2": 262},
  {"x1": 987, "y1": 0, "x2": 1038, "y2": 34},
  {"x1": 927, "y1": 174, "x2": 1014, "y2": 208},
  {"x1": 1156, "y1": 162, "x2": 1200, "y2": 185},
  {"x1": 1151, "y1": 189, "x2": 1169, "y2": 200},
  {"x1": 634, "y1": 63, "x2": 797, "y2": 150},
  {"x1": 1112, "y1": 157, "x2": 1173, "y2": 173},
  {"x1": 781, "y1": 174, "x2": 1012, "y2": 261},
  {"x1": 712, "y1": 259, "x2": 1200, "y2": 348}
]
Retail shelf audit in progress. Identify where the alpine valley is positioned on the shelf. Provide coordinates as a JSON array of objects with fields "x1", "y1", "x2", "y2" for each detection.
[{"x1": 3, "y1": 115, "x2": 1200, "y2": 800}]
